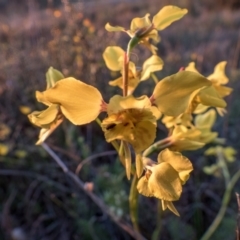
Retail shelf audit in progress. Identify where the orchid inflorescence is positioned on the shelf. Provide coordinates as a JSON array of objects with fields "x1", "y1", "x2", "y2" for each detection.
[{"x1": 28, "y1": 5, "x2": 232, "y2": 216}]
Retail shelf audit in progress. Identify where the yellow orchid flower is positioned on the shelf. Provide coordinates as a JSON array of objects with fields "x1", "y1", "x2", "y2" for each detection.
[
  {"x1": 28, "y1": 75, "x2": 106, "y2": 144},
  {"x1": 167, "y1": 109, "x2": 218, "y2": 151},
  {"x1": 102, "y1": 95, "x2": 157, "y2": 153},
  {"x1": 169, "y1": 125, "x2": 205, "y2": 151},
  {"x1": 28, "y1": 67, "x2": 66, "y2": 144},
  {"x1": 186, "y1": 61, "x2": 232, "y2": 115},
  {"x1": 162, "y1": 113, "x2": 193, "y2": 129},
  {"x1": 103, "y1": 46, "x2": 163, "y2": 95},
  {"x1": 151, "y1": 71, "x2": 226, "y2": 117},
  {"x1": 105, "y1": 6, "x2": 187, "y2": 53},
  {"x1": 137, "y1": 148, "x2": 193, "y2": 215}
]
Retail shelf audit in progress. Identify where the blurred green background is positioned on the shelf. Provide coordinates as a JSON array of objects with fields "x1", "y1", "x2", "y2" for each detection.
[{"x1": 0, "y1": 0, "x2": 240, "y2": 239}]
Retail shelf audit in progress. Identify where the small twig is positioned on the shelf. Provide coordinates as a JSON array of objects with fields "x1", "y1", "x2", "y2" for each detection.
[
  {"x1": 236, "y1": 193, "x2": 240, "y2": 240},
  {"x1": 48, "y1": 144, "x2": 81, "y2": 162},
  {"x1": 41, "y1": 143, "x2": 146, "y2": 240},
  {"x1": 75, "y1": 150, "x2": 117, "y2": 174}
]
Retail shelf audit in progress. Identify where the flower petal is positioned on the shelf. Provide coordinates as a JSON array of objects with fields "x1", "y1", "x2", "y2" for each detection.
[
  {"x1": 105, "y1": 23, "x2": 126, "y2": 32},
  {"x1": 196, "y1": 85, "x2": 226, "y2": 108},
  {"x1": 102, "y1": 109, "x2": 156, "y2": 153},
  {"x1": 208, "y1": 61, "x2": 228, "y2": 85},
  {"x1": 36, "y1": 117, "x2": 63, "y2": 145},
  {"x1": 137, "y1": 175, "x2": 154, "y2": 197},
  {"x1": 152, "y1": 71, "x2": 211, "y2": 117},
  {"x1": 40, "y1": 78, "x2": 103, "y2": 125},
  {"x1": 122, "y1": 141, "x2": 132, "y2": 180},
  {"x1": 162, "y1": 200, "x2": 180, "y2": 216},
  {"x1": 149, "y1": 163, "x2": 182, "y2": 201},
  {"x1": 158, "y1": 149, "x2": 193, "y2": 184},
  {"x1": 185, "y1": 62, "x2": 199, "y2": 74},
  {"x1": 130, "y1": 13, "x2": 151, "y2": 32},
  {"x1": 28, "y1": 104, "x2": 59, "y2": 128},
  {"x1": 195, "y1": 109, "x2": 216, "y2": 129},
  {"x1": 140, "y1": 55, "x2": 164, "y2": 81},
  {"x1": 103, "y1": 46, "x2": 125, "y2": 71},
  {"x1": 107, "y1": 95, "x2": 152, "y2": 115},
  {"x1": 152, "y1": 6, "x2": 188, "y2": 31},
  {"x1": 136, "y1": 153, "x2": 143, "y2": 178}
]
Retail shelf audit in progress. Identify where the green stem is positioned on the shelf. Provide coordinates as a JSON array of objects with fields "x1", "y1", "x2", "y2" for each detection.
[
  {"x1": 151, "y1": 200, "x2": 162, "y2": 240},
  {"x1": 143, "y1": 137, "x2": 172, "y2": 157},
  {"x1": 216, "y1": 146, "x2": 230, "y2": 187},
  {"x1": 151, "y1": 73, "x2": 158, "y2": 85},
  {"x1": 123, "y1": 53, "x2": 129, "y2": 97},
  {"x1": 95, "y1": 117, "x2": 102, "y2": 127},
  {"x1": 200, "y1": 168, "x2": 240, "y2": 240},
  {"x1": 129, "y1": 174, "x2": 140, "y2": 232}
]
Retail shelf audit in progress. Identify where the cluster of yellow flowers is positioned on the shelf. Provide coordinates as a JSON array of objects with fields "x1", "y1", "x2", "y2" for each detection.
[{"x1": 28, "y1": 6, "x2": 232, "y2": 216}]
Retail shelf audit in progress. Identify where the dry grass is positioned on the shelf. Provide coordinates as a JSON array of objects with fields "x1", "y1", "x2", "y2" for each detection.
[{"x1": 0, "y1": 1, "x2": 240, "y2": 239}]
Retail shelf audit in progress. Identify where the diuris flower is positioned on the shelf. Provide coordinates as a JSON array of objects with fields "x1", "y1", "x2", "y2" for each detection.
[
  {"x1": 137, "y1": 148, "x2": 193, "y2": 216},
  {"x1": 28, "y1": 67, "x2": 66, "y2": 144},
  {"x1": 185, "y1": 61, "x2": 232, "y2": 115},
  {"x1": 105, "y1": 6, "x2": 188, "y2": 53},
  {"x1": 103, "y1": 46, "x2": 163, "y2": 95},
  {"x1": 28, "y1": 76, "x2": 106, "y2": 144},
  {"x1": 102, "y1": 95, "x2": 158, "y2": 153},
  {"x1": 164, "y1": 109, "x2": 218, "y2": 152},
  {"x1": 151, "y1": 71, "x2": 226, "y2": 117}
]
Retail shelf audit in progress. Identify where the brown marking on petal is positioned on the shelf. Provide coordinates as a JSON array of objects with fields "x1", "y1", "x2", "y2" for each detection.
[
  {"x1": 145, "y1": 169, "x2": 152, "y2": 180},
  {"x1": 106, "y1": 123, "x2": 116, "y2": 130}
]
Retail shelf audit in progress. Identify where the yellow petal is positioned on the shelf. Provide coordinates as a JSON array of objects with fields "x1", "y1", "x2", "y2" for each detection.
[
  {"x1": 158, "y1": 149, "x2": 193, "y2": 184},
  {"x1": 105, "y1": 23, "x2": 125, "y2": 32},
  {"x1": 170, "y1": 139, "x2": 205, "y2": 151},
  {"x1": 223, "y1": 147, "x2": 237, "y2": 162},
  {"x1": 162, "y1": 200, "x2": 180, "y2": 216},
  {"x1": 36, "y1": 116, "x2": 63, "y2": 145},
  {"x1": 193, "y1": 104, "x2": 209, "y2": 114},
  {"x1": 196, "y1": 85, "x2": 226, "y2": 108},
  {"x1": 19, "y1": 106, "x2": 31, "y2": 115},
  {"x1": 140, "y1": 55, "x2": 164, "y2": 81},
  {"x1": 136, "y1": 153, "x2": 143, "y2": 178},
  {"x1": 208, "y1": 61, "x2": 228, "y2": 85},
  {"x1": 0, "y1": 143, "x2": 9, "y2": 156},
  {"x1": 109, "y1": 70, "x2": 140, "y2": 95},
  {"x1": 149, "y1": 163, "x2": 182, "y2": 201},
  {"x1": 102, "y1": 109, "x2": 156, "y2": 153},
  {"x1": 103, "y1": 46, "x2": 125, "y2": 71},
  {"x1": 36, "y1": 91, "x2": 51, "y2": 106},
  {"x1": 185, "y1": 62, "x2": 199, "y2": 74},
  {"x1": 141, "y1": 39, "x2": 159, "y2": 54},
  {"x1": 130, "y1": 13, "x2": 151, "y2": 32},
  {"x1": 28, "y1": 104, "x2": 59, "y2": 128},
  {"x1": 152, "y1": 71, "x2": 211, "y2": 117},
  {"x1": 214, "y1": 85, "x2": 232, "y2": 98},
  {"x1": 107, "y1": 95, "x2": 152, "y2": 115},
  {"x1": 197, "y1": 130, "x2": 218, "y2": 144},
  {"x1": 195, "y1": 109, "x2": 216, "y2": 129},
  {"x1": 46, "y1": 67, "x2": 64, "y2": 89},
  {"x1": 152, "y1": 6, "x2": 188, "y2": 30},
  {"x1": 137, "y1": 175, "x2": 154, "y2": 197},
  {"x1": 40, "y1": 78, "x2": 103, "y2": 125},
  {"x1": 122, "y1": 141, "x2": 132, "y2": 180}
]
